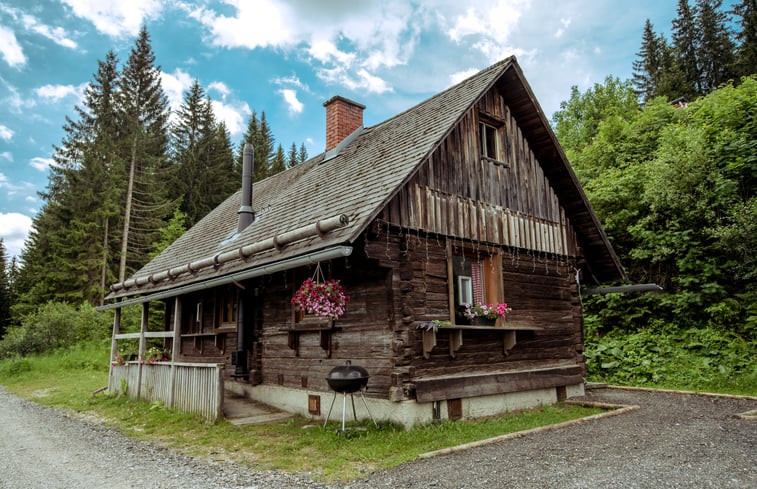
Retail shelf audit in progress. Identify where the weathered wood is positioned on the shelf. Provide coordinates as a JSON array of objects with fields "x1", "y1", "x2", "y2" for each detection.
[{"x1": 414, "y1": 365, "x2": 583, "y2": 402}]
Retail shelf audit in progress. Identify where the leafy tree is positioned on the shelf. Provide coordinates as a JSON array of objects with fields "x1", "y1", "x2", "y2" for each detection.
[
  {"x1": 116, "y1": 26, "x2": 171, "y2": 281},
  {"x1": 733, "y1": 0, "x2": 757, "y2": 77},
  {"x1": 151, "y1": 207, "x2": 187, "y2": 258}
]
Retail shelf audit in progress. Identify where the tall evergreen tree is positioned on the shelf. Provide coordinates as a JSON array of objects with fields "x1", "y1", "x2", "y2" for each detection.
[
  {"x1": 287, "y1": 142, "x2": 299, "y2": 168},
  {"x1": 116, "y1": 26, "x2": 171, "y2": 281},
  {"x1": 236, "y1": 111, "x2": 275, "y2": 182},
  {"x1": 15, "y1": 50, "x2": 122, "y2": 307},
  {"x1": 169, "y1": 81, "x2": 234, "y2": 225},
  {"x1": 633, "y1": 20, "x2": 668, "y2": 102},
  {"x1": 0, "y1": 239, "x2": 10, "y2": 338},
  {"x1": 672, "y1": 0, "x2": 702, "y2": 98},
  {"x1": 733, "y1": 0, "x2": 757, "y2": 77},
  {"x1": 270, "y1": 144, "x2": 286, "y2": 175},
  {"x1": 298, "y1": 142, "x2": 308, "y2": 164},
  {"x1": 697, "y1": 0, "x2": 736, "y2": 92}
]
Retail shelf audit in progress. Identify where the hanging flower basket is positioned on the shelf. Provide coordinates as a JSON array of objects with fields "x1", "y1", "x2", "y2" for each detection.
[{"x1": 291, "y1": 278, "x2": 351, "y2": 320}]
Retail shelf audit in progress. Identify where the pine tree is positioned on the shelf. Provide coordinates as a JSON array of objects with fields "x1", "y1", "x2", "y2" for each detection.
[
  {"x1": 697, "y1": 0, "x2": 736, "y2": 93},
  {"x1": 169, "y1": 81, "x2": 234, "y2": 225},
  {"x1": 633, "y1": 20, "x2": 667, "y2": 102},
  {"x1": 0, "y1": 239, "x2": 11, "y2": 337},
  {"x1": 733, "y1": 0, "x2": 757, "y2": 77},
  {"x1": 116, "y1": 26, "x2": 171, "y2": 281},
  {"x1": 287, "y1": 142, "x2": 299, "y2": 168},
  {"x1": 236, "y1": 111, "x2": 275, "y2": 182},
  {"x1": 298, "y1": 142, "x2": 308, "y2": 164},
  {"x1": 270, "y1": 144, "x2": 286, "y2": 175},
  {"x1": 672, "y1": 0, "x2": 702, "y2": 98}
]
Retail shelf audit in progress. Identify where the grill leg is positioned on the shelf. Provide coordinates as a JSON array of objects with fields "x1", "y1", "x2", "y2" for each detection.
[
  {"x1": 350, "y1": 393, "x2": 358, "y2": 421},
  {"x1": 323, "y1": 392, "x2": 337, "y2": 429},
  {"x1": 359, "y1": 390, "x2": 378, "y2": 428},
  {"x1": 340, "y1": 392, "x2": 347, "y2": 433}
]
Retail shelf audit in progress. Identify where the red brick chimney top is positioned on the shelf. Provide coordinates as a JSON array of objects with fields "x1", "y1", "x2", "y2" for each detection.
[{"x1": 323, "y1": 95, "x2": 365, "y2": 152}]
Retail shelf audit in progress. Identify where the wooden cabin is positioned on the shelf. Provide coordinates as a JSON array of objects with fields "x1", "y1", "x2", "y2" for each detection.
[{"x1": 103, "y1": 57, "x2": 625, "y2": 426}]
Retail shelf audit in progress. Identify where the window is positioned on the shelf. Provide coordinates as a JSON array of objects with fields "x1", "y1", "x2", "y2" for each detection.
[
  {"x1": 447, "y1": 241, "x2": 504, "y2": 325},
  {"x1": 479, "y1": 122, "x2": 498, "y2": 159},
  {"x1": 216, "y1": 285, "x2": 239, "y2": 330}
]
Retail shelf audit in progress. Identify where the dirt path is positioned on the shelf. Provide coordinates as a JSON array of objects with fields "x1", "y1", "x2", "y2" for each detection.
[{"x1": 1, "y1": 386, "x2": 754, "y2": 488}]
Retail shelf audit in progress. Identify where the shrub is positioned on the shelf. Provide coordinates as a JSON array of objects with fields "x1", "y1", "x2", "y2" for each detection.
[{"x1": 0, "y1": 302, "x2": 112, "y2": 359}]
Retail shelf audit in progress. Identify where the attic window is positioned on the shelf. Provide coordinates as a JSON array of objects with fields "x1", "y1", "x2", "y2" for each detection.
[{"x1": 480, "y1": 122, "x2": 498, "y2": 159}]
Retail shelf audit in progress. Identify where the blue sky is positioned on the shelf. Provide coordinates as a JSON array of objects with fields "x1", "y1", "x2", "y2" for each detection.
[{"x1": 0, "y1": 0, "x2": 735, "y2": 259}]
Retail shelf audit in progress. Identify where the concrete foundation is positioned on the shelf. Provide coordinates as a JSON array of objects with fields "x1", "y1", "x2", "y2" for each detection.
[{"x1": 225, "y1": 381, "x2": 585, "y2": 429}]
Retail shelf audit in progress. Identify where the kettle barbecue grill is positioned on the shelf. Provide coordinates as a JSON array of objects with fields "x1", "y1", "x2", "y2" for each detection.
[{"x1": 323, "y1": 361, "x2": 377, "y2": 432}]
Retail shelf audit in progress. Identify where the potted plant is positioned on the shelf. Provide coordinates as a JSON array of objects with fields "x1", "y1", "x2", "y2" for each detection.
[
  {"x1": 463, "y1": 302, "x2": 511, "y2": 325},
  {"x1": 291, "y1": 278, "x2": 351, "y2": 320}
]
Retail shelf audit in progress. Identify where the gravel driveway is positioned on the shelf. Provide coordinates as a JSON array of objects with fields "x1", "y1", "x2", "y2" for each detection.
[{"x1": 1, "y1": 386, "x2": 755, "y2": 489}]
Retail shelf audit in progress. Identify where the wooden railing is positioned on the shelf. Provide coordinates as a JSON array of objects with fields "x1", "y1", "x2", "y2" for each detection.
[{"x1": 109, "y1": 361, "x2": 224, "y2": 421}]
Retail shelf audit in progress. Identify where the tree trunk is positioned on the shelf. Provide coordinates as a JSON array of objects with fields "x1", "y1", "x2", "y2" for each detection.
[{"x1": 119, "y1": 138, "x2": 138, "y2": 282}]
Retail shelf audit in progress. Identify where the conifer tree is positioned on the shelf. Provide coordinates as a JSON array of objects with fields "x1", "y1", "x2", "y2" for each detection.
[
  {"x1": 169, "y1": 81, "x2": 234, "y2": 225},
  {"x1": 116, "y1": 26, "x2": 171, "y2": 281},
  {"x1": 633, "y1": 20, "x2": 667, "y2": 102},
  {"x1": 733, "y1": 0, "x2": 757, "y2": 77},
  {"x1": 672, "y1": 0, "x2": 702, "y2": 98},
  {"x1": 298, "y1": 142, "x2": 308, "y2": 164},
  {"x1": 236, "y1": 111, "x2": 275, "y2": 182},
  {"x1": 287, "y1": 142, "x2": 299, "y2": 168},
  {"x1": 270, "y1": 144, "x2": 286, "y2": 175},
  {"x1": 0, "y1": 239, "x2": 10, "y2": 337},
  {"x1": 697, "y1": 0, "x2": 736, "y2": 93}
]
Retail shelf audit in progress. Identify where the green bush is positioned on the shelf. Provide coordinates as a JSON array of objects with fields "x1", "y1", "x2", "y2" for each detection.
[
  {"x1": 585, "y1": 325, "x2": 757, "y2": 395},
  {"x1": 0, "y1": 302, "x2": 112, "y2": 359}
]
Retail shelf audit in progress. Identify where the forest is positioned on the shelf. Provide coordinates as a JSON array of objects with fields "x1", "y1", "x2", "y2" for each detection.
[{"x1": 0, "y1": 0, "x2": 755, "y2": 393}]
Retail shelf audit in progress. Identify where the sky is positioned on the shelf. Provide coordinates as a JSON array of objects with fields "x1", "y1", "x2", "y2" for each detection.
[{"x1": 0, "y1": 0, "x2": 737, "y2": 259}]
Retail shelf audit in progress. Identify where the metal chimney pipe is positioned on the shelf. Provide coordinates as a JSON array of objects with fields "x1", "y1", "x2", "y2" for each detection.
[{"x1": 238, "y1": 142, "x2": 255, "y2": 232}]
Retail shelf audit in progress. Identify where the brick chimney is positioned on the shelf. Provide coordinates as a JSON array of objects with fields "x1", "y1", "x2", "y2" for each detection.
[{"x1": 323, "y1": 96, "x2": 365, "y2": 151}]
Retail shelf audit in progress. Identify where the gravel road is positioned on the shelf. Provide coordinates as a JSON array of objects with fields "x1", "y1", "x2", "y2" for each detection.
[{"x1": 1, "y1": 386, "x2": 755, "y2": 489}]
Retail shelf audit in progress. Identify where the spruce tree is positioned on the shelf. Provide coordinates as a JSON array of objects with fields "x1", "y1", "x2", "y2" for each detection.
[
  {"x1": 236, "y1": 111, "x2": 275, "y2": 182},
  {"x1": 116, "y1": 26, "x2": 171, "y2": 281},
  {"x1": 287, "y1": 142, "x2": 299, "y2": 168},
  {"x1": 733, "y1": 0, "x2": 757, "y2": 77},
  {"x1": 0, "y1": 239, "x2": 10, "y2": 337},
  {"x1": 697, "y1": 0, "x2": 736, "y2": 93},
  {"x1": 270, "y1": 144, "x2": 286, "y2": 175},
  {"x1": 633, "y1": 20, "x2": 667, "y2": 102},
  {"x1": 298, "y1": 142, "x2": 308, "y2": 164},
  {"x1": 672, "y1": 0, "x2": 702, "y2": 98}
]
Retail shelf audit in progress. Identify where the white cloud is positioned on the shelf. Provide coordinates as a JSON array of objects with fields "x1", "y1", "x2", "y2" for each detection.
[
  {"x1": 35, "y1": 83, "x2": 87, "y2": 103},
  {"x1": 272, "y1": 75, "x2": 309, "y2": 93},
  {"x1": 0, "y1": 212, "x2": 33, "y2": 258},
  {"x1": 160, "y1": 68, "x2": 194, "y2": 113},
  {"x1": 278, "y1": 89, "x2": 303, "y2": 115},
  {"x1": 0, "y1": 25, "x2": 26, "y2": 67},
  {"x1": 3, "y1": 84, "x2": 36, "y2": 113},
  {"x1": 62, "y1": 0, "x2": 164, "y2": 38},
  {"x1": 210, "y1": 99, "x2": 251, "y2": 136},
  {"x1": 0, "y1": 124, "x2": 13, "y2": 141},
  {"x1": 554, "y1": 17, "x2": 572, "y2": 38},
  {"x1": 449, "y1": 68, "x2": 480, "y2": 86},
  {"x1": 29, "y1": 156, "x2": 54, "y2": 171},
  {"x1": 0, "y1": 151, "x2": 12, "y2": 162},
  {"x1": 208, "y1": 81, "x2": 230, "y2": 99},
  {"x1": 20, "y1": 14, "x2": 77, "y2": 49}
]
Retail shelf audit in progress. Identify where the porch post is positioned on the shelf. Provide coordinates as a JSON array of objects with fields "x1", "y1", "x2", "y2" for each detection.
[
  {"x1": 169, "y1": 297, "x2": 182, "y2": 408},
  {"x1": 108, "y1": 306, "x2": 121, "y2": 391},
  {"x1": 234, "y1": 288, "x2": 249, "y2": 380},
  {"x1": 137, "y1": 302, "x2": 148, "y2": 399}
]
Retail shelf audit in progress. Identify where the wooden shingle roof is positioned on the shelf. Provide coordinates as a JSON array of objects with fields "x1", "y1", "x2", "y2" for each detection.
[{"x1": 107, "y1": 56, "x2": 623, "y2": 301}]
